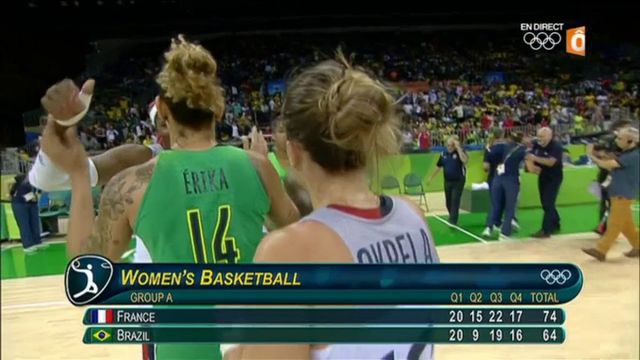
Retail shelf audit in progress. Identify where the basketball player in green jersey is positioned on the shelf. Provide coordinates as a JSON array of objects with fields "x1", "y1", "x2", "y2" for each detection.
[{"x1": 40, "y1": 35, "x2": 299, "y2": 360}]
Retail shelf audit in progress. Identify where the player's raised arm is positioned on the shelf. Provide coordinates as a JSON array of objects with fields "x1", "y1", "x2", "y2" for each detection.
[
  {"x1": 247, "y1": 150, "x2": 301, "y2": 228},
  {"x1": 40, "y1": 79, "x2": 140, "y2": 260},
  {"x1": 90, "y1": 144, "x2": 156, "y2": 186}
]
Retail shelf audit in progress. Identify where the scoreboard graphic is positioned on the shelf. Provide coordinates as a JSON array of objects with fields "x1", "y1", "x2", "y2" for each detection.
[{"x1": 66, "y1": 255, "x2": 582, "y2": 345}]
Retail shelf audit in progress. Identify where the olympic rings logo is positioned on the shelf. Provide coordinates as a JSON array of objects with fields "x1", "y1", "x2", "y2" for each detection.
[
  {"x1": 523, "y1": 32, "x2": 562, "y2": 50},
  {"x1": 540, "y1": 269, "x2": 572, "y2": 285}
]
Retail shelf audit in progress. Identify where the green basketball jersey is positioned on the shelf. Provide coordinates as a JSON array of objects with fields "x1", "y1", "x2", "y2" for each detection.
[
  {"x1": 267, "y1": 152, "x2": 287, "y2": 181},
  {"x1": 133, "y1": 145, "x2": 270, "y2": 360}
]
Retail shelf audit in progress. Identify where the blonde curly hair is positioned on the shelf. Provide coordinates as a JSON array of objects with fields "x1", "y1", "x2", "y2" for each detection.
[{"x1": 156, "y1": 35, "x2": 225, "y2": 127}]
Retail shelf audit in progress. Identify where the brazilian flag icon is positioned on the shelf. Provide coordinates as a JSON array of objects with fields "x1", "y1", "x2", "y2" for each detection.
[{"x1": 92, "y1": 329, "x2": 112, "y2": 342}]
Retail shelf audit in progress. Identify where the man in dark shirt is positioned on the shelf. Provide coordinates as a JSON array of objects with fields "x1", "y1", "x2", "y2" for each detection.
[
  {"x1": 428, "y1": 136, "x2": 468, "y2": 225},
  {"x1": 526, "y1": 127, "x2": 564, "y2": 238},
  {"x1": 483, "y1": 132, "x2": 526, "y2": 238},
  {"x1": 483, "y1": 129, "x2": 504, "y2": 190},
  {"x1": 9, "y1": 174, "x2": 45, "y2": 252}
]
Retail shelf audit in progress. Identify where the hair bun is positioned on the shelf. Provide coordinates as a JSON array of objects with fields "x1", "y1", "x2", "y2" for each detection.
[
  {"x1": 321, "y1": 65, "x2": 398, "y2": 155},
  {"x1": 282, "y1": 52, "x2": 401, "y2": 172},
  {"x1": 156, "y1": 35, "x2": 224, "y2": 120}
]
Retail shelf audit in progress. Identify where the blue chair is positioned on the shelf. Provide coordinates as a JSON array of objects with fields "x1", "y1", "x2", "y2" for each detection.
[{"x1": 39, "y1": 191, "x2": 70, "y2": 219}]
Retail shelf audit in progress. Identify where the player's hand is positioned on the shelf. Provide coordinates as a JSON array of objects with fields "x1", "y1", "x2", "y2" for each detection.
[
  {"x1": 241, "y1": 135, "x2": 250, "y2": 150},
  {"x1": 41, "y1": 79, "x2": 95, "y2": 123},
  {"x1": 40, "y1": 117, "x2": 88, "y2": 177},
  {"x1": 249, "y1": 126, "x2": 269, "y2": 157},
  {"x1": 525, "y1": 153, "x2": 535, "y2": 161},
  {"x1": 586, "y1": 143, "x2": 594, "y2": 155}
]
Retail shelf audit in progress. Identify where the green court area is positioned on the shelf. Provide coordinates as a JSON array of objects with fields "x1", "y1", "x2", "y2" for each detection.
[
  {"x1": 2, "y1": 203, "x2": 637, "y2": 280},
  {"x1": 428, "y1": 203, "x2": 639, "y2": 246}
]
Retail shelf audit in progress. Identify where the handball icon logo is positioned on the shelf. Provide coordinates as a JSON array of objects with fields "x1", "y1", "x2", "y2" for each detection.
[{"x1": 65, "y1": 255, "x2": 113, "y2": 306}]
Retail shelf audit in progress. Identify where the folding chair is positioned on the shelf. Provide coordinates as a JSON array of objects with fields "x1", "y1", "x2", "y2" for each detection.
[
  {"x1": 380, "y1": 175, "x2": 401, "y2": 195},
  {"x1": 403, "y1": 173, "x2": 429, "y2": 212},
  {"x1": 39, "y1": 191, "x2": 70, "y2": 219}
]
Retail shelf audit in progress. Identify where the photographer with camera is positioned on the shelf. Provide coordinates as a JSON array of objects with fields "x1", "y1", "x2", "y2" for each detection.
[
  {"x1": 587, "y1": 120, "x2": 632, "y2": 234},
  {"x1": 582, "y1": 126, "x2": 639, "y2": 261}
]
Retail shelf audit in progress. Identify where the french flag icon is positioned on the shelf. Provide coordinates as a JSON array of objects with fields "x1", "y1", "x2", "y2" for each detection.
[{"x1": 91, "y1": 309, "x2": 114, "y2": 324}]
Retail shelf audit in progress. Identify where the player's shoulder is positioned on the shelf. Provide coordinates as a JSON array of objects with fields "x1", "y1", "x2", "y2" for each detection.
[
  {"x1": 395, "y1": 196, "x2": 426, "y2": 220},
  {"x1": 254, "y1": 221, "x2": 343, "y2": 263},
  {"x1": 106, "y1": 158, "x2": 157, "y2": 192},
  {"x1": 255, "y1": 222, "x2": 317, "y2": 261}
]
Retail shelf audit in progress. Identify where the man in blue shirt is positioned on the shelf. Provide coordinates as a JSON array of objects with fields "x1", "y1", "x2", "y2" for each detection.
[
  {"x1": 482, "y1": 129, "x2": 521, "y2": 237},
  {"x1": 583, "y1": 127, "x2": 639, "y2": 261},
  {"x1": 526, "y1": 127, "x2": 564, "y2": 238},
  {"x1": 428, "y1": 136, "x2": 468, "y2": 225},
  {"x1": 484, "y1": 132, "x2": 527, "y2": 238},
  {"x1": 9, "y1": 174, "x2": 46, "y2": 253}
]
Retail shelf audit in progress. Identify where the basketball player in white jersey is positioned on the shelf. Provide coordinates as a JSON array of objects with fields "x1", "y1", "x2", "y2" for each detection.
[{"x1": 225, "y1": 55, "x2": 439, "y2": 360}]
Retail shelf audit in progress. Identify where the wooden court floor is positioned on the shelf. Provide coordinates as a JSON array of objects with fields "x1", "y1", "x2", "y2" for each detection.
[{"x1": 2, "y1": 234, "x2": 638, "y2": 360}]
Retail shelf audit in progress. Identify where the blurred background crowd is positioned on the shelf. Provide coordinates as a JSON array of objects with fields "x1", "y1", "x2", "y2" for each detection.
[{"x1": 16, "y1": 32, "x2": 640, "y2": 157}]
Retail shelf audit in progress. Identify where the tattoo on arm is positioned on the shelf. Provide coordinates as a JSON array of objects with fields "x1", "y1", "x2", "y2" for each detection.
[{"x1": 82, "y1": 162, "x2": 154, "y2": 256}]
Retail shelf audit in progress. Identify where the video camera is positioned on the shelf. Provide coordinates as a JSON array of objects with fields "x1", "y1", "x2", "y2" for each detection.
[{"x1": 571, "y1": 131, "x2": 619, "y2": 153}]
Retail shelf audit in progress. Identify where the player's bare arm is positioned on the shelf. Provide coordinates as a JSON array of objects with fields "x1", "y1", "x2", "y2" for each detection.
[
  {"x1": 247, "y1": 151, "x2": 301, "y2": 228},
  {"x1": 39, "y1": 78, "x2": 148, "y2": 260},
  {"x1": 70, "y1": 162, "x2": 153, "y2": 261},
  {"x1": 91, "y1": 144, "x2": 154, "y2": 186}
]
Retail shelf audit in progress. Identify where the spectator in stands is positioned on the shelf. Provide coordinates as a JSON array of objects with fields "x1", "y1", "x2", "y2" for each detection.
[
  {"x1": 134, "y1": 121, "x2": 146, "y2": 143},
  {"x1": 402, "y1": 126, "x2": 414, "y2": 152},
  {"x1": 142, "y1": 134, "x2": 153, "y2": 146},
  {"x1": 94, "y1": 124, "x2": 107, "y2": 149},
  {"x1": 129, "y1": 104, "x2": 140, "y2": 119},
  {"x1": 9, "y1": 174, "x2": 45, "y2": 253},
  {"x1": 427, "y1": 135, "x2": 468, "y2": 225},
  {"x1": 106, "y1": 123, "x2": 119, "y2": 148},
  {"x1": 417, "y1": 124, "x2": 431, "y2": 151}
]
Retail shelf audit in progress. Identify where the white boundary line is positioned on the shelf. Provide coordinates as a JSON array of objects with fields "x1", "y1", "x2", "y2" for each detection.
[
  {"x1": 1, "y1": 239, "x2": 67, "y2": 251},
  {"x1": 431, "y1": 214, "x2": 487, "y2": 244}
]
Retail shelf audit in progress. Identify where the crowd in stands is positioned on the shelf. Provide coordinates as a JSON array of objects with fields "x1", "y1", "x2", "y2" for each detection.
[{"x1": 52, "y1": 32, "x2": 638, "y2": 151}]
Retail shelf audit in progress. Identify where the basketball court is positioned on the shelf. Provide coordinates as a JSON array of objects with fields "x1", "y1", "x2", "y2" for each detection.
[{"x1": 2, "y1": 194, "x2": 638, "y2": 360}]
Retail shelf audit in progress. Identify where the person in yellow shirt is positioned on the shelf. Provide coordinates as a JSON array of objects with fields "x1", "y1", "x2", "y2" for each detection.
[
  {"x1": 542, "y1": 106, "x2": 550, "y2": 119},
  {"x1": 585, "y1": 94, "x2": 596, "y2": 108},
  {"x1": 573, "y1": 113, "x2": 585, "y2": 134},
  {"x1": 142, "y1": 135, "x2": 153, "y2": 146}
]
